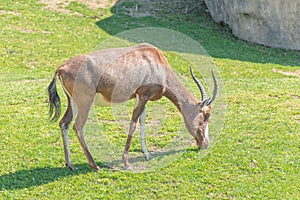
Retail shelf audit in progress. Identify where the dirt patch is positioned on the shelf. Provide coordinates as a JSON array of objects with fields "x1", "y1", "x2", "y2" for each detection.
[
  {"x1": 18, "y1": 79, "x2": 47, "y2": 83},
  {"x1": 39, "y1": 0, "x2": 117, "y2": 14},
  {"x1": 293, "y1": 115, "x2": 300, "y2": 124},
  {"x1": 39, "y1": 0, "x2": 206, "y2": 18},
  {"x1": 291, "y1": 95, "x2": 300, "y2": 99},
  {"x1": 39, "y1": 0, "x2": 156, "y2": 18},
  {"x1": 0, "y1": 10, "x2": 22, "y2": 16},
  {"x1": 273, "y1": 68, "x2": 300, "y2": 78},
  {"x1": 116, "y1": 0, "x2": 156, "y2": 18},
  {"x1": 15, "y1": 27, "x2": 37, "y2": 34}
]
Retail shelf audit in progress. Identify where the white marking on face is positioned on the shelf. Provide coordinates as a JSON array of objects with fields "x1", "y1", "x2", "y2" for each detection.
[{"x1": 204, "y1": 123, "x2": 209, "y2": 143}]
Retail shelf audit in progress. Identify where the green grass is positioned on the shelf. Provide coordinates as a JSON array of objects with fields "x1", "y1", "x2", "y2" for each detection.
[{"x1": 1, "y1": 0, "x2": 299, "y2": 199}]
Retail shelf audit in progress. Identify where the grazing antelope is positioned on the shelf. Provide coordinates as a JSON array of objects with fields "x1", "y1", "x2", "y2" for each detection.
[{"x1": 48, "y1": 43, "x2": 218, "y2": 171}]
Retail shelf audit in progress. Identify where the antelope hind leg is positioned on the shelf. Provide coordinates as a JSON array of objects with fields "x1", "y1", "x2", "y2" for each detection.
[
  {"x1": 59, "y1": 95, "x2": 77, "y2": 170},
  {"x1": 73, "y1": 95, "x2": 101, "y2": 171}
]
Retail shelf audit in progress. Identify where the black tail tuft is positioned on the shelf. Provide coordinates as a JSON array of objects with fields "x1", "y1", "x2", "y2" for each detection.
[{"x1": 48, "y1": 77, "x2": 61, "y2": 122}]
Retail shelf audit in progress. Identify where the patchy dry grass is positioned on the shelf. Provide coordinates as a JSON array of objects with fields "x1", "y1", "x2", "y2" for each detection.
[
  {"x1": 273, "y1": 68, "x2": 300, "y2": 77},
  {"x1": 39, "y1": 0, "x2": 116, "y2": 13}
]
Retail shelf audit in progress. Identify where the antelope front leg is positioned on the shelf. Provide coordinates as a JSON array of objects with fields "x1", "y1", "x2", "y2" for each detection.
[
  {"x1": 123, "y1": 95, "x2": 148, "y2": 170},
  {"x1": 139, "y1": 108, "x2": 152, "y2": 160},
  {"x1": 122, "y1": 121, "x2": 137, "y2": 170}
]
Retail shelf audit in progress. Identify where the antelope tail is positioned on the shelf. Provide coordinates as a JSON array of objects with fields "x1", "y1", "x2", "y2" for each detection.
[{"x1": 47, "y1": 71, "x2": 61, "y2": 122}]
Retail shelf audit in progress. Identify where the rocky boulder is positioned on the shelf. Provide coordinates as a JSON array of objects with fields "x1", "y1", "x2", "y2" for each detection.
[{"x1": 204, "y1": 0, "x2": 300, "y2": 50}]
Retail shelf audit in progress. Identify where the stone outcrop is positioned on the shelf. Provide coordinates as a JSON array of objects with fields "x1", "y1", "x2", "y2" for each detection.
[{"x1": 204, "y1": 0, "x2": 300, "y2": 50}]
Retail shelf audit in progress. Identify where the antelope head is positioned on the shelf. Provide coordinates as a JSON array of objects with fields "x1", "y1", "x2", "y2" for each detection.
[{"x1": 189, "y1": 67, "x2": 218, "y2": 149}]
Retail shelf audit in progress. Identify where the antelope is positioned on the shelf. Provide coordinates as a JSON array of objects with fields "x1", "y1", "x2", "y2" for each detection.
[{"x1": 47, "y1": 43, "x2": 218, "y2": 171}]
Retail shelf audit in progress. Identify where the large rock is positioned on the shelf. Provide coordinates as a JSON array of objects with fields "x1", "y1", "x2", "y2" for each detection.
[{"x1": 204, "y1": 0, "x2": 300, "y2": 50}]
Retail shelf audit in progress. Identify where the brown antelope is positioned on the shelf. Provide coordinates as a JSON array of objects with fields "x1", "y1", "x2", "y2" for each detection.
[{"x1": 47, "y1": 43, "x2": 218, "y2": 171}]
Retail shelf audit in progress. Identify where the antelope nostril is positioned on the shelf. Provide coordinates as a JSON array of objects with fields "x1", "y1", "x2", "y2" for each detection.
[
  {"x1": 205, "y1": 136, "x2": 210, "y2": 144},
  {"x1": 201, "y1": 139, "x2": 210, "y2": 149},
  {"x1": 196, "y1": 139, "x2": 209, "y2": 149},
  {"x1": 201, "y1": 143, "x2": 209, "y2": 149}
]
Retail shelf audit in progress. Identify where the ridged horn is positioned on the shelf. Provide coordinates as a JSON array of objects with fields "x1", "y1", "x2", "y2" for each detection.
[
  {"x1": 206, "y1": 70, "x2": 218, "y2": 106},
  {"x1": 190, "y1": 67, "x2": 207, "y2": 101}
]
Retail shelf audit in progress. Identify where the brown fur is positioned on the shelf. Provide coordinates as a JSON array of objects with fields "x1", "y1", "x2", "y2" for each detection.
[{"x1": 48, "y1": 43, "x2": 216, "y2": 170}]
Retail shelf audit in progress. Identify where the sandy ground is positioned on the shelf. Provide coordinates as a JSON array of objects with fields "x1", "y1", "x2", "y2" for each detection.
[
  {"x1": 273, "y1": 68, "x2": 300, "y2": 78},
  {"x1": 39, "y1": 0, "x2": 117, "y2": 13},
  {"x1": 39, "y1": 0, "x2": 155, "y2": 17}
]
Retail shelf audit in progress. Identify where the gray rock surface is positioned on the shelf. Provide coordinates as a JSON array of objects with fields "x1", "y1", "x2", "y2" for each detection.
[{"x1": 204, "y1": 0, "x2": 300, "y2": 50}]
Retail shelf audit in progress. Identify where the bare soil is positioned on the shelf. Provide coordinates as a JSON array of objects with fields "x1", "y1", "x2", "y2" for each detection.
[
  {"x1": 39, "y1": 0, "x2": 117, "y2": 14},
  {"x1": 273, "y1": 68, "x2": 300, "y2": 78},
  {"x1": 39, "y1": 0, "x2": 205, "y2": 18}
]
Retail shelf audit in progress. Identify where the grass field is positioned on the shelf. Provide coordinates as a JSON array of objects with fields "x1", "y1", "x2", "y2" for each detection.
[{"x1": 0, "y1": 0, "x2": 299, "y2": 199}]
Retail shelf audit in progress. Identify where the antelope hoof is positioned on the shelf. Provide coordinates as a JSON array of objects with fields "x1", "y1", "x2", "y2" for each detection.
[
  {"x1": 67, "y1": 163, "x2": 78, "y2": 171},
  {"x1": 145, "y1": 153, "x2": 152, "y2": 161},
  {"x1": 124, "y1": 166, "x2": 134, "y2": 171},
  {"x1": 93, "y1": 165, "x2": 101, "y2": 171}
]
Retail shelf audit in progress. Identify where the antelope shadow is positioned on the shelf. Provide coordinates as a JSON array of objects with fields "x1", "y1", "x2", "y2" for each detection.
[
  {"x1": 101, "y1": 148, "x2": 198, "y2": 171},
  {"x1": 0, "y1": 148, "x2": 198, "y2": 191},
  {"x1": 0, "y1": 164, "x2": 91, "y2": 191}
]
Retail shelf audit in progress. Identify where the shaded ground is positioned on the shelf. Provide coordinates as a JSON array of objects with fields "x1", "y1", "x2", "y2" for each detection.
[{"x1": 39, "y1": 0, "x2": 299, "y2": 67}]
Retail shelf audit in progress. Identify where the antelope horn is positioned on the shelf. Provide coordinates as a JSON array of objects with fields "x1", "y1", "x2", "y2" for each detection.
[
  {"x1": 206, "y1": 70, "x2": 218, "y2": 106},
  {"x1": 190, "y1": 67, "x2": 207, "y2": 101}
]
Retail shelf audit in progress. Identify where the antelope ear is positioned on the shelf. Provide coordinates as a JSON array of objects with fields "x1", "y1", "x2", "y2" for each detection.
[
  {"x1": 198, "y1": 98, "x2": 211, "y2": 110},
  {"x1": 198, "y1": 101, "x2": 205, "y2": 110}
]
